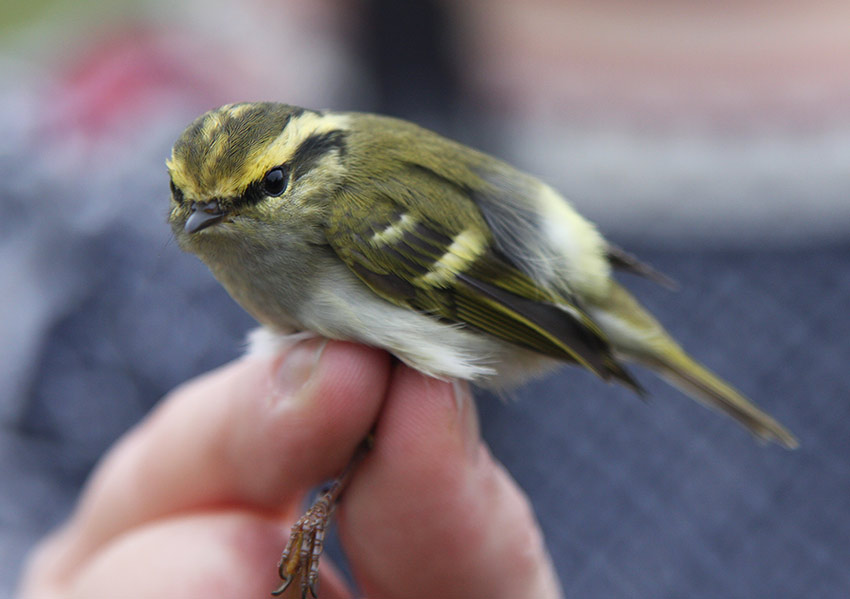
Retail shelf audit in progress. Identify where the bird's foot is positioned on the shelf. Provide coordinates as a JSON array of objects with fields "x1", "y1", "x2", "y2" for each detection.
[
  {"x1": 271, "y1": 436, "x2": 373, "y2": 597},
  {"x1": 271, "y1": 488, "x2": 335, "y2": 598}
]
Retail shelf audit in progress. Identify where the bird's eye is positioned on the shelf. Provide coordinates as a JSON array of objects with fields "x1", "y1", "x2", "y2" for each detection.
[
  {"x1": 170, "y1": 179, "x2": 184, "y2": 204},
  {"x1": 262, "y1": 166, "x2": 288, "y2": 196}
]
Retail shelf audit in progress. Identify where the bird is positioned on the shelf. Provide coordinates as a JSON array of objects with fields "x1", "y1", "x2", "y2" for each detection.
[{"x1": 166, "y1": 101, "x2": 797, "y2": 597}]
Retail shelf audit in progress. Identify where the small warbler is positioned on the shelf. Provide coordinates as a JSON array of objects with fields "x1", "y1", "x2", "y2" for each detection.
[{"x1": 167, "y1": 102, "x2": 796, "y2": 597}]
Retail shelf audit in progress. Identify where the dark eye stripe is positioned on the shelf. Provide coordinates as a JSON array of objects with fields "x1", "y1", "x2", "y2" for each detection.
[
  {"x1": 238, "y1": 165, "x2": 290, "y2": 207},
  {"x1": 229, "y1": 129, "x2": 346, "y2": 208},
  {"x1": 170, "y1": 179, "x2": 184, "y2": 204},
  {"x1": 291, "y1": 130, "x2": 347, "y2": 181}
]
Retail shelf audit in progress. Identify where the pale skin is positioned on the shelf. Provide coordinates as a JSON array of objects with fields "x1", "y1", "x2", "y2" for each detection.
[{"x1": 18, "y1": 339, "x2": 563, "y2": 599}]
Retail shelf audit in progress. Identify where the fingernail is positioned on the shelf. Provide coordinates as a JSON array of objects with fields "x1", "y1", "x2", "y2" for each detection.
[{"x1": 274, "y1": 337, "x2": 328, "y2": 401}]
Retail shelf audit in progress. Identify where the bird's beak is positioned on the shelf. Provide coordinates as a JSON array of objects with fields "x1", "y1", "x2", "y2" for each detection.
[{"x1": 185, "y1": 200, "x2": 225, "y2": 234}]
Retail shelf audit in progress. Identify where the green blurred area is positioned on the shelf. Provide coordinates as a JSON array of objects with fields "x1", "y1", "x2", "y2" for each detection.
[
  {"x1": 1, "y1": 0, "x2": 66, "y2": 33},
  {"x1": 0, "y1": 0, "x2": 137, "y2": 40}
]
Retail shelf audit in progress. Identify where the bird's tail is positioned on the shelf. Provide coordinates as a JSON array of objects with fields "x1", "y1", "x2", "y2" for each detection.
[
  {"x1": 590, "y1": 281, "x2": 797, "y2": 448},
  {"x1": 642, "y1": 344, "x2": 798, "y2": 448}
]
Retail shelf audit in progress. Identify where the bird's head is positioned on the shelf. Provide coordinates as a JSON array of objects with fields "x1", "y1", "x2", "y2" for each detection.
[{"x1": 166, "y1": 102, "x2": 350, "y2": 248}]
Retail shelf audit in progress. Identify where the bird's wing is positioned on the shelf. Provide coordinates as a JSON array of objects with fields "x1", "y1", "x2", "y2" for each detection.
[
  {"x1": 325, "y1": 162, "x2": 639, "y2": 389},
  {"x1": 606, "y1": 243, "x2": 679, "y2": 290}
]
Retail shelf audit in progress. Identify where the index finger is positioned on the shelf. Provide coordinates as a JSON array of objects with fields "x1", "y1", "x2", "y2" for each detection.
[
  {"x1": 46, "y1": 339, "x2": 391, "y2": 583},
  {"x1": 341, "y1": 365, "x2": 563, "y2": 599}
]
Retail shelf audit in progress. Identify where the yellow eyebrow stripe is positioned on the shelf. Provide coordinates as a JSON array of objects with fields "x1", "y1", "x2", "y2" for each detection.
[{"x1": 239, "y1": 112, "x2": 351, "y2": 191}]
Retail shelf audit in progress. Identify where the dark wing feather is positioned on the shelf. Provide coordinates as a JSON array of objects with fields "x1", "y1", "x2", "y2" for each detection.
[
  {"x1": 325, "y1": 155, "x2": 640, "y2": 390},
  {"x1": 454, "y1": 272, "x2": 641, "y2": 390},
  {"x1": 607, "y1": 243, "x2": 679, "y2": 290}
]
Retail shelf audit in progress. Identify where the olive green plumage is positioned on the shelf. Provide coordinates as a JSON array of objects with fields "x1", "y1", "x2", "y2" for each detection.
[
  {"x1": 167, "y1": 102, "x2": 797, "y2": 448},
  {"x1": 327, "y1": 141, "x2": 633, "y2": 386}
]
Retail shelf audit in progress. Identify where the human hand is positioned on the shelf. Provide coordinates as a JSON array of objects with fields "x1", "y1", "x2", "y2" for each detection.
[{"x1": 19, "y1": 339, "x2": 562, "y2": 598}]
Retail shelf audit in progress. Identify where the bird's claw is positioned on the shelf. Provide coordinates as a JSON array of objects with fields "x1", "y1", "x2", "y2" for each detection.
[
  {"x1": 271, "y1": 491, "x2": 334, "y2": 597},
  {"x1": 270, "y1": 437, "x2": 373, "y2": 597}
]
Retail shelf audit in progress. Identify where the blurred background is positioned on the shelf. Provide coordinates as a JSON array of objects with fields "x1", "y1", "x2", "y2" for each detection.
[{"x1": 1, "y1": 0, "x2": 849, "y2": 597}]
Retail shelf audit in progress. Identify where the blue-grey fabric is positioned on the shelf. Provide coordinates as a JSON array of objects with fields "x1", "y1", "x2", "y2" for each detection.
[{"x1": 483, "y1": 245, "x2": 850, "y2": 598}]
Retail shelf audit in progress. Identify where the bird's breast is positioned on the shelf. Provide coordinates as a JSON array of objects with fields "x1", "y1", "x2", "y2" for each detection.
[{"x1": 191, "y1": 231, "x2": 319, "y2": 333}]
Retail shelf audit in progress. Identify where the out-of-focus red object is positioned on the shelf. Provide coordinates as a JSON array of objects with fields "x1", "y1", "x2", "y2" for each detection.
[{"x1": 51, "y1": 29, "x2": 213, "y2": 138}]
